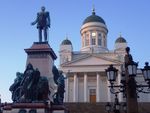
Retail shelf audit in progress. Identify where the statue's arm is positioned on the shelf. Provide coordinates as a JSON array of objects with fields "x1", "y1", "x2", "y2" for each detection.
[
  {"x1": 47, "y1": 12, "x2": 50, "y2": 28},
  {"x1": 31, "y1": 13, "x2": 39, "y2": 25},
  {"x1": 63, "y1": 76, "x2": 67, "y2": 79}
]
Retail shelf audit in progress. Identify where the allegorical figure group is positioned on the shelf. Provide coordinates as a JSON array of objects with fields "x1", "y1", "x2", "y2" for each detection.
[
  {"x1": 9, "y1": 63, "x2": 65, "y2": 105},
  {"x1": 9, "y1": 63, "x2": 49, "y2": 102}
]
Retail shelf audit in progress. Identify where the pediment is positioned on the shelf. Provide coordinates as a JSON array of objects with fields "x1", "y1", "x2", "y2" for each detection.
[{"x1": 62, "y1": 54, "x2": 121, "y2": 66}]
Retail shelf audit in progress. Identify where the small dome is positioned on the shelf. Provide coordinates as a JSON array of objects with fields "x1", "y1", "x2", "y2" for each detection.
[
  {"x1": 61, "y1": 38, "x2": 72, "y2": 45},
  {"x1": 83, "y1": 10, "x2": 106, "y2": 25},
  {"x1": 115, "y1": 36, "x2": 127, "y2": 43}
]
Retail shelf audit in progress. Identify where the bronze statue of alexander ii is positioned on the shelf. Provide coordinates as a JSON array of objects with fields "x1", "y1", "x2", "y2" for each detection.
[{"x1": 31, "y1": 6, "x2": 50, "y2": 42}]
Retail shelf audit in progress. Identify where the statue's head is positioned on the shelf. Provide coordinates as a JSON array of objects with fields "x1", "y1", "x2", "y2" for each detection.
[
  {"x1": 27, "y1": 63, "x2": 33, "y2": 70},
  {"x1": 125, "y1": 47, "x2": 130, "y2": 54},
  {"x1": 16, "y1": 72, "x2": 24, "y2": 80},
  {"x1": 41, "y1": 6, "x2": 45, "y2": 12},
  {"x1": 16, "y1": 72, "x2": 21, "y2": 77}
]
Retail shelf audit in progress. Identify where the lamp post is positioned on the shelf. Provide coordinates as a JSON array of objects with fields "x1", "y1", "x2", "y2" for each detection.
[
  {"x1": 105, "y1": 47, "x2": 150, "y2": 113},
  {"x1": 142, "y1": 62, "x2": 150, "y2": 86},
  {"x1": 113, "y1": 94, "x2": 120, "y2": 113},
  {"x1": 105, "y1": 102, "x2": 111, "y2": 113},
  {"x1": 105, "y1": 94, "x2": 126, "y2": 113},
  {"x1": 125, "y1": 47, "x2": 138, "y2": 113}
]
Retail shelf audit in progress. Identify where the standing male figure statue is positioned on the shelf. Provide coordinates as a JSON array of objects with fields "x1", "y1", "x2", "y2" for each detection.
[{"x1": 31, "y1": 6, "x2": 50, "y2": 42}]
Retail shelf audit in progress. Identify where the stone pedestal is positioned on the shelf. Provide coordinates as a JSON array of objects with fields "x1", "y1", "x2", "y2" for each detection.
[
  {"x1": 24, "y1": 42, "x2": 57, "y2": 77},
  {"x1": 2, "y1": 103, "x2": 46, "y2": 113},
  {"x1": 25, "y1": 42, "x2": 58, "y2": 102},
  {"x1": 2, "y1": 103, "x2": 67, "y2": 113}
]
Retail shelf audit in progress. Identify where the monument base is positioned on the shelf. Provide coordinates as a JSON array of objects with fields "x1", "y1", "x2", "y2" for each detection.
[
  {"x1": 2, "y1": 103, "x2": 68, "y2": 113},
  {"x1": 24, "y1": 41, "x2": 57, "y2": 77},
  {"x1": 24, "y1": 42, "x2": 58, "y2": 102}
]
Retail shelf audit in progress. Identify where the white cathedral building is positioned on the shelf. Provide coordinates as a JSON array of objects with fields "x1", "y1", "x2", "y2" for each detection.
[{"x1": 59, "y1": 9, "x2": 150, "y2": 103}]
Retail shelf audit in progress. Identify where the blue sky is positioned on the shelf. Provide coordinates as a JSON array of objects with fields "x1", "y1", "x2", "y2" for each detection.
[{"x1": 0, "y1": 0, "x2": 150, "y2": 102}]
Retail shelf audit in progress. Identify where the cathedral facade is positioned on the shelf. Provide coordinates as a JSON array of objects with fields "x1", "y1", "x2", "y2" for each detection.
[{"x1": 59, "y1": 9, "x2": 150, "y2": 103}]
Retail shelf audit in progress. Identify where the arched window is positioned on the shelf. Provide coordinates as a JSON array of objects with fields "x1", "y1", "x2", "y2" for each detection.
[
  {"x1": 98, "y1": 33, "x2": 102, "y2": 46},
  {"x1": 92, "y1": 32, "x2": 96, "y2": 45}
]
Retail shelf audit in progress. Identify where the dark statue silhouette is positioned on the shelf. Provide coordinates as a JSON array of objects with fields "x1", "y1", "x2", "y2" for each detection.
[
  {"x1": 10, "y1": 63, "x2": 65, "y2": 104},
  {"x1": 9, "y1": 72, "x2": 24, "y2": 102},
  {"x1": 31, "y1": 6, "x2": 50, "y2": 42},
  {"x1": 9, "y1": 63, "x2": 49, "y2": 102},
  {"x1": 52, "y1": 65, "x2": 66, "y2": 105}
]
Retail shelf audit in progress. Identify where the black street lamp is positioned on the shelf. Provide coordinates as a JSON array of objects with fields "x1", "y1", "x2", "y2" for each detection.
[
  {"x1": 106, "y1": 64, "x2": 118, "y2": 84},
  {"x1": 113, "y1": 95, "x2": 120, "y2": 113},
  {"x1": 105, "y1": 102, "x2": 111, "y2": 113},
  {"x1": 122, "y1": 103, "x2": 127, "y2": 113},
  {"x1": 105, "y1": 94, "x2": 126, "y2": 113},
  {"x1": 105, "y1": 47, "x2": 150, "y2": 113},
  {"x1": 142, "y1": 62, "x2": 150, "y2": 86}
]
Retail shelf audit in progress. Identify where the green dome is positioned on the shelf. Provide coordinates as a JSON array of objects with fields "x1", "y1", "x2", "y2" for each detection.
[
  {"x1": 115, "y1": 36, "x2": 127, "y2": 43},
  {"x1": 61, "y1": 38, "x2": 72, "y2": 45},
  {"x1": 83, "y1": 11, "x2": 106, "y2": 25}
]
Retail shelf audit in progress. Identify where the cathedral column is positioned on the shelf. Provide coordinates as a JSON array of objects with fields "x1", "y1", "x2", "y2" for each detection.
[
  {"x1": 73, "y1": 73, "x2": 78, "y2": 102},
  {"x1": 84, "y1": 73, "x2": 88, "y2": 102},
  {"x1": 64, "y1": 73, "x2": 69, "y2": 102},
  {"x1": 96, "y1": 73, "x2": 100, "y2": 102}
]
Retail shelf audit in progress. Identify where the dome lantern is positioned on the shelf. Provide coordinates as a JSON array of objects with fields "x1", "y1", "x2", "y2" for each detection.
[
  {"x1": 82, "y1": 9, "x2": 106, "y2": 25},
  {"x1": 61, "y1": 38, "x2": 72, "y2": 45},
  {"x1": 115, "y1": 35, "x2": 127, "y2": 43},
  {"x1": 115, "y1": 34, "x2": 127, "y2": 51}
]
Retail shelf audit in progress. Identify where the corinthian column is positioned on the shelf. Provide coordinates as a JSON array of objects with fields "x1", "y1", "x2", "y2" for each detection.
[
  {"x1": 73, "y1": 73, "x2": 78, "y2": 102},
  {"x1": 84, "y1": 73, "x2": 87, "y2": 102},
  {"x1": 64, "y1": 73, "x2": 69, "y2": 102},
  {"x1": 96, "y1": 73, "x2": 100, "y2": 102}
]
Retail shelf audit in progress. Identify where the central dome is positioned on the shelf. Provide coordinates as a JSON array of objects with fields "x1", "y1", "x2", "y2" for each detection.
[{"x1": 83, "y1": 11, "x2": 106, "y2": 25}]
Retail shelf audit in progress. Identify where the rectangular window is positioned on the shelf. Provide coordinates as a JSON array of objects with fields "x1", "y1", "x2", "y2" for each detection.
[
  {"x1": 90, "y1": 89, "x2": 96, "y2": 95},
  {"x1": 85, "y1": 34, "x2": 89, "y2": 46},
  {"x1": 92, "y1": 38, "x2": 96, "y2": 45},
  {"x1": 98, "y1": 33, "x2": 102, "y2": 46},
  {"x1": 103, "y1": 35, "x2": 106, "y2": 47},
  {"x1": 92, "y1": 32, "x2": 96, "y2": 45},
  {"x1": 82, "y1": 36, "x2": 85, "y2": 47}
]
